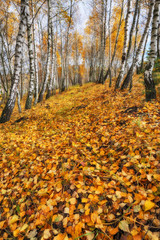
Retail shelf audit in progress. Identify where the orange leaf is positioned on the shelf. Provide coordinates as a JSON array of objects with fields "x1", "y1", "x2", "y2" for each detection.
[
  {"x1": 91, "y1": 212, "x2": 98, "y2": 224},
  {"x1": 108, "y1": 226, "x2": 119, "y2": 235}
]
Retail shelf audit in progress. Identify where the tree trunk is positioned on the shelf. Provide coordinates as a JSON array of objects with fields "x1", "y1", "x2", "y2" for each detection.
[
  {"x1": 108, "y1": 0, "x2": 112, "y2": 87},
  {"x1": 121, "y1": 1, "x2": 141, "y2": 90},
  {"x1": 115, "y1": 0, "x2": 132, "y2": 89},
  {"x1": 120, "y1": 0, "x2": 155, "y2": 89},
  {"x1": 0, "y1": 0, "x2": 27, "y2": 123},
  {"x1": 46, "y1": 21, "x2": 55, "y2": 99},
  {"x1": 32, "y1": 0, "x2": 39, "y2": 105},
  {"x1": 38, "y1": 0, "x2": 52, "y2": 102},
  {"x1": 25, "y1": 1, "x2": 35, "y2": 109},
  {"x1": 104, "y1": 0, "x2": 124, "y2": 82},
  {"x1": 144, "y1": 1, "x2": 159, "y2": 101},
  {"x1": 97, "y1": 0, "x2": 107, "y2": 84},
  {"x1": 126, "y1": 0, "x2": 139, "y2": 63},
  {"x1": 157, "y1": 23, "x2": 160, "y2": 57},
  {"x1": 140, "y1": 31, "x2": 149, "y2": 72}
]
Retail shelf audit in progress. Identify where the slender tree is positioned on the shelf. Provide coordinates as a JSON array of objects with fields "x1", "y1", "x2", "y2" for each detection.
[
  {"x1": 108, "y1": 0, "x2": 112, "y2": 87},
  {"x1": 46, "y1": 21, "x2": 56, "y2": 99},
  {"x1": 97, "y1": 0, "x2": 107, "y2": 84},
  {"x1": 25, "y1": 0, "x2": 35, "y2": 109},
  {"x1": 115, "y1": 0, "x2": 132, "y2": 89},
  {"x1": 38, "y1": 0, "x2": 52, "y2": 102},
  {"x1": 32, "y1": 0, "x2": 39, "y2": 105},
  {"x1": 144, "y1": 0, "x2": 160, "y2": 101},
  {"x1": 121, "y1": 0, "x2": 155, "y2": 89},
  {"x1": 104, "y1": 0, "x2": 125, "y2": 82},
  {"x1": 0, "y1": 0, "x2": 28, "y2": 123}
]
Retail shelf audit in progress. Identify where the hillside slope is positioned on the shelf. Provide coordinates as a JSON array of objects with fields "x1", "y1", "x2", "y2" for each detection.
[{"x1": 0, "y1": 78, "x2": 160, "y2": 240}]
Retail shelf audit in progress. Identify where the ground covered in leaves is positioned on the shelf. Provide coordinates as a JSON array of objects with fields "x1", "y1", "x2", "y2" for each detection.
[{"x1": 0, "y1": 77, "x2": 160, "y2": 240}]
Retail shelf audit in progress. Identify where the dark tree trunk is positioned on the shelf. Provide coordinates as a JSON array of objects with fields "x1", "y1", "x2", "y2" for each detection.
[
  {"x1": 144, "y1": 63, "x2": 156, "y2": 101},
  {"x1": 121, "y1": 64, "x2": 134, "y2": 90}
]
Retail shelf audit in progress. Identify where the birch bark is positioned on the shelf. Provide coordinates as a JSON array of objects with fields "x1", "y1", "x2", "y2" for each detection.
[
  {"x1": 25, "y1": 1, "x2": 35, "y2": 109},
  {"x1": 121, "y1": 0, "x2": 155, "y2": 89},
  {"x1": 32, "y1": 0, "x2": 39, "y2": 105},
  {"x1": 115, "y1": 0, "x2": 132, "y2": 89},
  {"x1": 144, "y1": 1, "x2": 160, "y2": 101},
  {"x1": 104, "y1": 0, "x2": 124, "y2": 82},
  {"x1": 0, "y1": 0, "x2": 28, "y2": 123},
  {"x1": 38, "y1": 0, "x2": 52, "y2": 102},
  {"x1": 46, "y1": 22, "x2": 55, "y2": 99}
]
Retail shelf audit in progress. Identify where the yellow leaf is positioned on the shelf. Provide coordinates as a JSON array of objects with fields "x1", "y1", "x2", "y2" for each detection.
[
  {"x1": 153, "y1": 174, "x2": 160, "y2": 181},
  {"x1": 119, "y1": 220, "x2": 130, "y2": 233},
  {"x1": 91, "y1": 212, "x2": 98, "y2": 224},
  {"x1": 107, "y1": 214, "x2": 115, "y2": 221},
  {"x1": 101, "y1": 137, "x2": 106, "y2": 143},
  {"x1": 85, "y1": 230, "x2": 94, "y2": 240},
  {"x1": 81, "y1": 198, "x2": 88, "y2": 203},
  {"x1": 74, "y1": 222, "x2": 83, "y2": 238},
  {"x1": 9, "y1": 215, "x2": 19, "y2": 225},
  {"x1": 20, "y1": 223, "x2": 28, "y2": 232},
  {"x1": 144, "y1": 200, "x2": 155, "y2": 211},
  {"x1": 69, "y1": 198, "x2": 76, "y2": 205},
  {"x1": 43, "y1": 229, "x2": 51, "y2": 239},
  {"x1": 54, "y1": 233, "x2": 67, "y2": 240},
  {"x1": 0, "y1": 221, "x2": 5, "y2": 229},
  {"x1": 13, "y1": 229, "x2": 20, "y2": 237}
]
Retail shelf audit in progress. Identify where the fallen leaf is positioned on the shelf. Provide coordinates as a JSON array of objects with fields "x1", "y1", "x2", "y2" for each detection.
[
  {"x1": 43, "y1": 229, "x2": 51, "y2": 239},
  {"x1": 85, "y1": 230, "x2": 94, "y2": 240},
  {"x1": 9, "y1": 215, "x2": 19, "y2": 225},
  {"x1": 119, "y1": 220, "x2": 130, "y2": 233},
  {"x1": 27, "y1": 229, "x2": 37, "y2": 239},
  {"x1": 144, "y1": 200, "x2": 155, "y2": 211},
  {"x1": 69, "y1": 198, "x2": 77, "y2": 205},
  {"x1": 13, "y1": 229, "x2": 20, "y2": 237},
  {"x1": 91, "y1": 212, "x2": 98, "y2": 224},
  {"x1": 0, "y1": 221, "x2": 6, "y2": 229},
  {"x1": 20, "y1": 223, "x2": 28, "y2": 232}
]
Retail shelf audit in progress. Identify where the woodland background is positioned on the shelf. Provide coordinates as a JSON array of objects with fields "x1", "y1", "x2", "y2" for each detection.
[{"x1": 0, "y1": 0, "x2": 160, "y2": 239}]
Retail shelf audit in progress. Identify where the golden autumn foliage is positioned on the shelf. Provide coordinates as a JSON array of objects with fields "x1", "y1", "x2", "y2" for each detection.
[{"x1": 0, "y1": 76, "x2": 160, "y2": 239}]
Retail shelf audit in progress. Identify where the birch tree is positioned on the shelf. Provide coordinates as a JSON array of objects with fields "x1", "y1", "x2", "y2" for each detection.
[
  {"x1": 121, "y1": 0, "x2": 155, "y2": 89},
  {"x1": 97, "y1": 0, "x2": 107, "y2": 84},
  {"x1": 38, "y1": 0, "x2": 52, "y2": 102},
  {"x1": 0, "y1": 0, "x2": 28, "y2": 123},
  {"x1": 46, "y1": 22, "x2": 56, "y2": 99},
  {"x1": 104, "y1": 0, "x2": 125, "y2": 82},
  {"x1": 25, "y1": 1, "x2": 35, "y2": 109},
  {"x1": 144, "y1": 0, "x2": 160, "y2": 101},
  {"x1": 115, "y1": 0, "x2": 132, "y2": 89},
  {"x1": 32, "y1": 0, "x2": 39, "y2": 105}
]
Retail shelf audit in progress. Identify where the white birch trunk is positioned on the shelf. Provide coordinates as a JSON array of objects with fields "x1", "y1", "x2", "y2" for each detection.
[
  {"x1": 108, "y1": 0, "x2": 112, "y2": 87},
  {"x1": 32, "y1": 0, "x2": 39, "y2": 105},
  {"x1": 25, "y1": 1, "x2": 35, "y2": 109},
  {"x1": 0, "y1": 0, "x2": 28, "y2": 123},
  {"x1": 104, "y1": 0, "x2": 124, "y2": 82},
  {"x1": 38, "y1": 0, "x2": 52, "y2": 102},
  {"x1": 121, "y1": 0, "x2": 155, "y2": 89},
  {"x1": 46, "y1": 22, "x2": 55, "y2": 99},
  {"x1": 115, "y1": 0, "x2": 132, "y2": 89},
  {"x1": 144, "y1": 1, "x2": 160, "y2": 101}
]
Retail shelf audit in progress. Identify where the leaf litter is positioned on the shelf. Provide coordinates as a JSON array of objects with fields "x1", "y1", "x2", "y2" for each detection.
[{"x1": 0, "y1": 79, "x2": 160, "y2": 239}]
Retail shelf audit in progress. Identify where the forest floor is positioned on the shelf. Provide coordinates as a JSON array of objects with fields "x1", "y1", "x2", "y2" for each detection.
[{"x1": 0, "y1": 75, "x2": 160, "y2": 240}]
